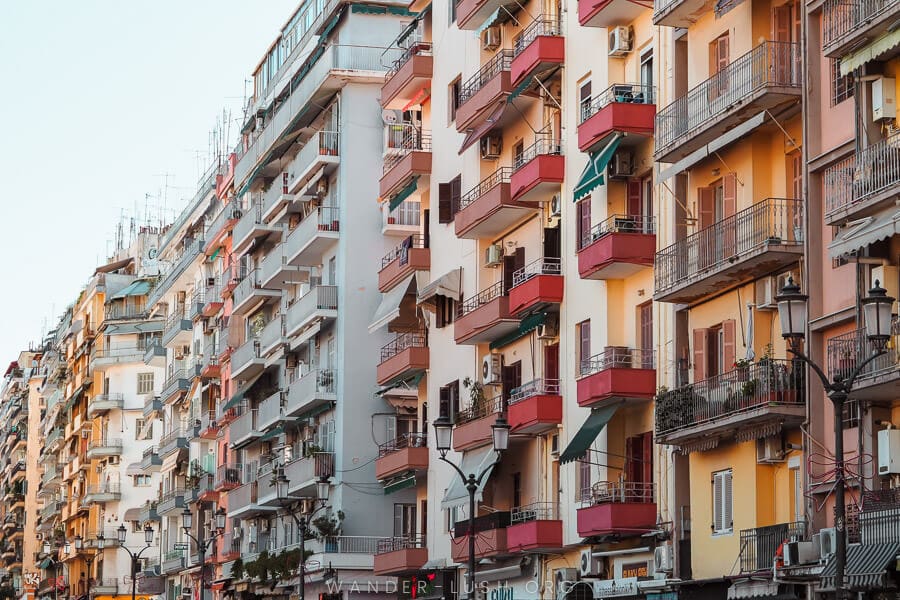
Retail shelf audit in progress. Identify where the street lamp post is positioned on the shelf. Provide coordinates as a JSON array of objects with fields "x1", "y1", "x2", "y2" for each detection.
[
  {"x1": 776, "y1": 277, "x2": 894, "y2": 599},
  {"x1": 114, "y1": 523, "x2": 155, "y2": 600},
  {"x1": 181, "y1": 507, "x2": 227, "y2": 600},
  {"x1": 273, "y1": 472, "x2": 331, "y2": 600},
  {"x1": 433, "y1": 414, "x2": 510, "y2": 599},
  {"x1": 42, "y1": 540, "x2": 71, "y2": 600},
  {"x1": 73, "y1": 535, "x2": 98, "y2": 599}
]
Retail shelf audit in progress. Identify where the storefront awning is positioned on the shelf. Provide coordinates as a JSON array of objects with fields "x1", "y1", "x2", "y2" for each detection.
[
  {"x1": 110, "y1": 280, "x2": 152, "y2": 300},
  {"x1": 821, "y1": 542, "x2": 900, "y2": 590},
  {"x1": 389, "y1": 176, "x2": 419, "y2": 211},
  {"x1": 489, "y1": 312, "x2": 546, "y2": 350},
  {"x1": 417, "y1": 268, "x2": 462, "y2": 309},
  {"x1": 828, "y1": 211, "x2": 900, "y2": 259},
  {"x1": 574, "y1": 135, "x2": 621, "y2": 201},
  {"x1": 369, "y1": 274, "x2": 417, "y2": 333},
  {"x1": 459, "y1": 103, "x2": 506, "y2": 154},
  {"x1": 726, "y1": 580, "x2": 795, "y2": 600},
  {"x1": 441, "y1": 445, "x2": 499, "y2": 509},
  {"x1": 841, "y1": 29, "x2": 900, "y2": 75},
  {"x1": 559, "y1": 403, "x2": 620, "y2": 464}
]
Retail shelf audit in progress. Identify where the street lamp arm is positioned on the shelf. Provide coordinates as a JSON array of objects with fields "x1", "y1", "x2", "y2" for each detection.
[
  {"x1": 474, "y1": 453, "x2": 502, "y2": 486},
  {"x1": 789, "y1": 347, "x2": 887, "y2": 393},
  {"x1": 438, "y1": 454, "x2": 469, "y2": 484},
  {"x1": 839, "y1": 349, "x2": 887, "y2": 390},
  {"x1": 786, "y1": 347, "x2": 833, "y2": 390}
]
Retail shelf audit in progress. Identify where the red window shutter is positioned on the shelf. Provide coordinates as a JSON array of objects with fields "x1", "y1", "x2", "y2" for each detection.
[
  {"x1": 579, "y1": 321, "x2": 591, "y2": 372},
  {"x1": 693, "y1": 328, "x2": 708, "y2": 382},
  {"x1": 722, "y1": 173, "x2": 737, "y2": 218},
  {"x1": 437, "y1": 183, "x2": 452, "y2": 223},
  {"x1": 627, "y1": 179, "x2": 643, "y2": 217},
  {"x1": 642, "y1": 432, "x2": 653, "y2": 492},
  {"x1": 578, "y1": 200, "x2": 592, "y2": 248},
  {"x1": 722, "y1": 319, "x2": 736, "y2": 372},
  {"x1": 698, "y1": 187, "x2": 715, "y2": 229}
]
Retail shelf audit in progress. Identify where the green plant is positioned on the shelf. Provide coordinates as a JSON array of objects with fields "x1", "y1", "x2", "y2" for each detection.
[
  {"x1": 230, "y1": 558, "x2": 244, "y2": 581},
  {"x1": 462, "y1": 376, "x2": 488, "y2": 416},
  {"x1": 313, "y1": 510, "x2": 345, "y2": 539},
  {"x1": 741, "y1": 378, "x2": 759, "y2": 398},
  {"x1": 304, "y1": 443, "x2": 324, "y2": 458},
  {"x1": 733, "y1": 358, "x2": 752, "y2": 369}
]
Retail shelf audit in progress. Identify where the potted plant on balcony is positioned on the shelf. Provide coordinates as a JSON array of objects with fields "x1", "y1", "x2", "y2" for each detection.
[
  {"x1": 462, "y1": 376, "x2": 489, "y2": 420},
  {"x1": 733, "y1": 358, "x2": 752, "y2": 382},
  {"x1": 313, "y1": 510, "x2": 345, "y2": 552}
]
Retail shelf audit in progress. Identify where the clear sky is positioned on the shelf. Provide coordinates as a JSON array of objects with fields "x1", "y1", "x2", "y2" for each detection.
[{"x1": 0, "y1": 1, "x2": 297, "y2": 363}]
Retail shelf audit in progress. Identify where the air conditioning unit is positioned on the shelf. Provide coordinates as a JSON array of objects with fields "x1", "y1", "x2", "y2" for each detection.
[
  {"x1": 819, "y1": 528, "x2": 836, "y2": 559},
  {"x1": 757, "y1": 436, "x2": 785, "y2": 464},
  {"x1": 654, "y1": 544, "x2": 674, "y2": 574},
  {"x1": 481, "y1": 26, "x2": 501, "y2": 51},
  {"x1": 108, "y1": 456, "x2": 120, "y2": 465},
  {"x1": 480, "y1": 134, "x2": 502, "y2": 160},
  {"x1": 755, "y1": 276, "x2": 777, "y2": 310},
  {"x1": 878, "y1": 428, "x2": 900, "y2": 474},
  {"x1": 482, "y1": 353, "x2": 502, "y2": 385},
  {"x1": 607, "y1": 151, "x2": 633, "y2": 178},
  {"x1": 484, "y1": 244, "x2": 503, "y2": 267},
  {"x1": 182, "y1": 588, "x2": 192, "y2": 598},
  {"x1": 783, "y1": 541, "x2": 819, "y2": 566},
  {"x1": 580, "y1": 549, "x2": 602, "y2": 577},
  {"x1": 555, "y1": 569, "x2": 579, "y2": 600},
  {"x1": 608, "y1": 26, "x2": 633, "y2": 57},
  {"x1": 538, "y1": 317, "x2": 559, "y2": 339},
  {"x1": 549, "y1": 194, "x2": 561, "y2": 217}
]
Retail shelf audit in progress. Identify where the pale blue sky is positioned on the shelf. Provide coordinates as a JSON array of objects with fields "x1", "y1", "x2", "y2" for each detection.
[{"x1": 0, "y1": 1, "x2": 297, "y2": 362}]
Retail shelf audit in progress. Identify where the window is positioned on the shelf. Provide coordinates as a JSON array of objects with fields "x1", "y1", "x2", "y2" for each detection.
[
  {"x1": 842, "y1": 399, "x2": 861, "y2": 428},
  {"x1": 135, "y1": 418, "x2": 147, "y2": 440},
  {"x1": 137, "y1": 373, "x2": 154, "y2": 395},
  {"x1": 640, "y1": 50, "x2": 654, "y2": 101},
  {"x1": 133, "y1": 475, "x2": 152, "y2": 487},
  {"x1": 512, "y1": 472, "x2": 522, "y2": 508},
  {"x1": 712, "y1": 469, "x2": 733, "y2": 534},
  {"x1": 831, "y1": 59, "x2": 854, "y2": 106},
  {"x1": 438, "y1": 175, "x2": 462, "y2": 224},
  {"x1": 449, "y1": 0, "x2": 457, "y2": 23},
  {"x1": 435, "y1": 295, "x2": 456, "y2": 328},
  {"x1": 394, "y1": 504, "x2": 417, "y2": 537},
  {"x1": 576, "y1": 320, "x2": 591, "y2": 374},
  {"x1": 578, "y1": 457, "x2": 592, "y2": 502},
  {"x1": 439, "y1": 380, "x2": 460, "y2": 422},
  {"x1": 449, "y1": 77, "x2": 461, "y2": 123},
  {"x1": 513, "y1": 140, "x2": 525, "y2": 170},
  {"x1": 577, "y1": 200, "x2": 591, "y2": 249},
  {"x1": 579, "y1": 80, "x2": 592, "y2": 119},
  {"x1": 131, "y1": 520, "x2": 143, "y2": 533}
]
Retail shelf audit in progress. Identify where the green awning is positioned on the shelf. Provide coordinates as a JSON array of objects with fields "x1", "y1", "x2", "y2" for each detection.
[
  {"x1": 352, "y1": 4, "x2": 415, "y2": 15},
  {"x1": 559, "y1": 404, "x2": 620, "y2": 464},
  {"x1": 389, "y1": 176, "x2": 419, "y2": 211},
  {"x1": 508, "y1": 76, "x2": 533, "y2": 103},
  {"x1": 474, "y1": 8, "x2": 501, "y2": 34},
  {"x1": 111, "y1": 280, "x2": 152, "y2": 300},
  {"x1": 320, "y1": 9, "x2": 344, "y2": 40},
  {"x1": 38, "y1": 558, "x2": 52, "y2": 569},
  {"x1": 294, "y1": 402, "x2": 334, "y2": 422},
  {"x1": 395, "y1": 6, "x2": 431, "y2": 46},
  {"x1": 490, "y1": 312, "x2": 546, "y2": 350},
  {"x1": 573, "y1": 135, "x2": 622, "y2": 201},
  {"x1": 222, "y1": 372, "x2": 266, "y2": 411},
  {"x1": 384, "y1": 472, "x2": 417, "y2": 494},
  {"x1": 208, "y1": 247, "x2": 221, "y2": 263},
  {"x1": 259, "y1": 426, "x2": 284, "y2": 442},
  {"x1": 377, "y1": 371, "x2": 426, "y2": 395}
]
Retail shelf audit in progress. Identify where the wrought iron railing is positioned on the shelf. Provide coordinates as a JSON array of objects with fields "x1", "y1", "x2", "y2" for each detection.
[
  {"x1": 458, "y1": 281, "x2": 506, "y2": 318},
  {"x1": 384, "y1": 131, "x2": 432, "y2": 172},
  {"x1": 458, "y1": 50, "x2": 514, "y2": 105},
  {"x1": 376, "y1": 534, "x2": 426, "y2": 554},
  {"x1": 511, "y1": 502, "x2": 558, "y2": 523},
  {"x1": 454, "y1": 511, "x2": 511, "y2": 537},
  {"x1": 512, "y1": 257, "x2": 561, "y2": 288},
  {"x1": 381, "y1": 234, "x2": 427, "y2": 268},
  {"x1": 580, "y1": 347, "x2": 655, "y2": 376},
  {"x1": 456, "y1": 393, "x2": 504, "y2": 424},
  {"x1": 655, "y1": 359, "x2": 805, "y2": 436},
  {"x1": 583, "y1": 481, "x2": 655, "y2": 506},
  {"x1": 512, "y1": 137, "x2": 563, "y2": 172},
  {"x1": 388, "y1": 40, "x2": 433, "y2": 78},
  {"x1": 824, "y1": 131, "x2": 900, "y2": 217},
  {"x1": 380, "y1": 331, "x2": 427, "y2": 362},
  {"x1": 823, "y1": 0, "x2": 900, "y2": 48},
  {"x1": 581, "y1": 83, "x2": 655, "y2": 124},
  {"x1": 826, "y1": 317, "x2": 900, "y2": 382},
  {"x1": 508, "y1": 378, "x2": 560, "y2": 404},
  {"x1": 378, "y1": 432, "x2": 427, "y2": 457},
  {"x1": 655, "y1": 42, "x2": 800, "y2": 154},
  {"x1": 458, "y1": 167, "x2": 512, "y2": 212},
  {"x1": 739, "y1": 521, "x2": 806, "y2": 572},
  {"x1": 513, "y1": 17, "x2": 562, "y2": 56},
  {"x1": 654, "y1": 198, "x2": 803, "y2": 294},
  {"x1": 581, "y1": 214, "x2": 655, "y2": 250}
]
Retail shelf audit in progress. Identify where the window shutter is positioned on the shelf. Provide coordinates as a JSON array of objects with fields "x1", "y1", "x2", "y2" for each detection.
[
  {"x1": 580, "y1": 321, "x2": 592, "y2": 373},
  {"x1": 450, "y1": 176, "x2": 462, "y2": 216},
  {"x1": 722, "y1": 173, "x2": 737, "y2": 218},
  {"x1": 697, "y1": 187, "x2": 715, "y2": 229},
  {"x1": 578, "y1": 200, "x2": 592, "y2": 249},
  {"x1": 439, "y1": 386, "x2": 450, "y2": 417},
  {"x1": 627, "y1": 179, "x2": 643, "y2": 217},
  {"x1": 438, "y1": 183, "x2": 452, "y2": 223},
  {"x1": 693, "y1": 328, "x2": 709, "y2": 382},
  {"x1": 724, "y1": 470, "x2": 733, "y2": 530},
  {"x1": 722, "y1": 320, "x2": 736, "y2": 372},
  {"x1": 717, "y1": 34, "x2": 729, "y2": 72},
  {"x1": 712, "y1": 472, "x2": 723, "y2": 532}
]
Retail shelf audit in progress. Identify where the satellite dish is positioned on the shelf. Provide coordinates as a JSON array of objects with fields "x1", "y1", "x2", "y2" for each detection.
[{"x1": 381, "y1": 109, "x2": 401, "y2": 124}]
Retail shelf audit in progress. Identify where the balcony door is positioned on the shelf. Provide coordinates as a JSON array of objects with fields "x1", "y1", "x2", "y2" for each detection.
[
  {"x1": 502, "y1": 247, "x2": 525, "y2": 294},
  {"x1": 501, "y1": 360, "x2": 522, "y2": 403},
  {"x1": 625, "y1": 432, "x2": 653, "y2": 502},
  {"x1": 772, "y1": 1, "x2": 801, "y2": 84},
  {"x1": 708, "y1": 33, "x2": 730, "y2": 108}
]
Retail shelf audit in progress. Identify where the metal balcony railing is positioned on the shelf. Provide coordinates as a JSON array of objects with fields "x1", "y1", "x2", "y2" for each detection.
[
  {"x1": 148, "y1": 238, "x2": 205, "y2": 307},
  {"x1": 105, "y1": 302, "x2": 148, "y2": 320},
  {"x1": 384, "y1": 130, "x2": 432, "y2": 173},
  {"x1": 458, "y1": 167, "x2": 512, "y2": 212},
  {"x1": 654, "y1": 198, "x2": 803, "y2": 295},
  {"x1": 456, "y1": 394, "x2": 504, "y2": 425},
  {"x1": 827, "y1": 317, "x2": 900, "y2": 382},
  {"x1": 512, "y1": 257, "x2": 561, "y2": 288},
  {"x1": 454, "y1": 511, "x2": 511, "y2": 538},
  {"x1": 824, "y1": 131, "x2": 900, "y2": 217},
  {"x1": 512, "y1": 137, "x2": 563, "y2": 172},
  {"x1": 320, "y1": 535, "x2": 383, "y2": 554},
  {"x1": 458, "y1": 281, "x2": 506, "y2": 318},
  {"x1": 381, "y1": 234, "x2": 427, "y2": 269},
  {"x1": 376, "y1": 534, "x2": 426, "y2": 554},
  {"x1": 215, "y1": 464, "x2": 243, "y2": 489},
  {"x1": 582, "y1": 481, "x2": 655, "y2": 506},
  {"x1": 205, "y1": 199, "x2": 241, "y2": 240},
  {"x1": 823, "y1": 0, "x2": 900, "y2": 48},
  {"x1": 580, "y1": 347, "x2": 655, "y2": 376},
  {"x1": 377, "y1": 433, "x2": 427, "y2": 457},
  {"x1": 655, "y1": 359, "x2": 805, "y2": 436},
  {"x1": 88, "y1": 437, "x2": 123, "y2": 451},
  {"x1": 739, "y1": 521, "x2": 806, "y2": 572},
  {"x1": 85, "y1": 483, "x2": 122, "y2": 496},
  {"x1": 655, "y1": 42, "x2": 800, "y2": 155},
  {"x1": 581, "y1": 214, "x2": 655, "y2": 250},
  {"x1": 387, "y1": 40, "x2": 432, "y2": 78},
  {"x1": 458, "y1": 50, "x2": 513, "y2": 105},
  {"x1": 511, "y1": 502, "x2": 558, "y2": 523},
  {"x1": 380, "y1": 331, "x2": 427, "y2": 362},
  {"x1": 581, "y1": 83, "x2": 655, "y2": 124},
  {"x1": 508, "y1": 378, "x2": 560, "y2": 404},
  {"x1": 513, "y1": 17, "x2": 562, "y2": 56}
]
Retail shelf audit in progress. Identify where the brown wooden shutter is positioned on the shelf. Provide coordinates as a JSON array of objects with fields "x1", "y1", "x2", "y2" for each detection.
[
  {"x1": 717, "y1": 34, "x2": 729, "y2": 72},
  {"x1": 722, "y1": 173, "x2": 737, "y2": 218},
  {"x1": 693, "y1": 328, "x2": 708, "y2": 382},
  {"x1": 450, "y1": 176, "x2": 462, "y2": 216},
  {"x1": 722, "y1": 319, "x2": 736, "y2": 372},
  {"x1": 642, "y1": 432, "x2": 654, "y2": 494},
  {"x1": 438, "y1": 183, "x2": 452, "y2": 223},
  {"x1": 627, "y1": 178, "x2": 643, "y2": 217},
  {"x1": 578, "y1": 200, "x2": 592, "y2": 248},
  {"x1": 579, "y1": 321, "x2": 591, "y2": 373},
  {"x1": 698, "y1": 187, "x2": 715, "y2": 229}
]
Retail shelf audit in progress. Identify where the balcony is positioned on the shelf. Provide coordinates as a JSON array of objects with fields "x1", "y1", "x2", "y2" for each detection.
[
  {"x1": 383, "y1": 199, "x2": 422, "y2": 237},
  {"x1": 577, "y1": 482, "x2": 656, "y2": 538},
  {"x1": 160, "y1": 364, "x2": 198, "y2": 403},
  {"x1": 91, "y1": 345, "x2": 145, "y2": 371},
  {"x1": 826, "y1": 319, "x2": 900, "y2": 402},
  {"x1": 453, "y1": 395, "x2": 503, "y2": 451},
  {"x1": 86, "y1": 437, "x2": 123, "y2": 460},
  {"x1": 510, "y1": 138, "x2": 564, "y2": 203},
  {"x1": 233, "y1": 200, "x2": 282, "y2": 256},
  {"x1": 232, "y1": 268, "x2": 281, "y2": 317},
  {"x1": 200, "y1": 354, "x2": 220, "y2": 379},
  {"x1": 148, "y1": 238, "x2": 205, "y2": 308},
  {"x1": 140, "y1": 446, "x2": 161, "y2": 470},
  {"x1": 381, "y1": 133, "x2": 432, "y2": 201},
  {"x1": 143, "y1": 342, "x2": 166, "y2": 366},
  {"x1": 198, "y1": 409, "x2": 220, "y2": 439},
  {"x1": 655, "y1": 42, "x2": 801, "y2": 163},
  {"x1": 231, "y1": 339, "x2": 265, "y2": 380},
  {"x1": 579, "y1": 84, "x2": 655, "y2": 153},
  {"x1": 382, "y1": 42, "x2": 433, "y2": 110},
  {"x1": 159, "y1": 426, "x2": 192, "y2": 458},
  {"x1": 158, "y1": 488, "x2": 198, "y2": 516},
  {"x1": 507, "y1": 503, "x2": 563, "y2": 551},
  {"x1": 655, "y1": 359, "x2": 805, "y2": 449},
  {"x1": 579, "y1": 215, "x2": 655, "y2": 280},
  {"x1": 511, "y1": 18, "x2": 564, "y2": 88},
  {"x1": 162, "y1": 550, "x2": 185, "y2": 574},
  {"x1": 199, "y1": 284, "x2": 224, "y2": 318},
  {"x1": 285, "y1": 369, "x2": 337, "y2": 417},
  {"x1": 508, "y1": 379, "x2": 562, "y2": 434},
  {"x1": 455, "y1": 168, "x2": 534, "y2": 239},
  {"x1": 143, "y1": 394, "x2": 162, "y2": 419},
  {"x1": 739, "y1": 522, "x2": 806, "y2": 572},
  {"x1": 376, "y1": 433, "x2": 429, "y2": 480},
  {"x1": 378, "y1": 332, "x2": 429, "y2": 385},
  {"x1": 281, "y1": 206, "x2": 341, "y2": 267},
  {"x1": 455, "y1": 282, "x2": 517, "y2": 345},
  {"x1": 654, "y1": 198, "x2": 803, "y2": 304},
  {"x1": 823, "y1": 0, "x2": 900, "y2": 58},
  {"x1": 374, "y1": 536, "x2": 428, "y2": 576},
  {"x1": 379, "y1": 237, "x2": 430, "y2": 293},
  {"x1": 824, "y1": 133, "x2": 900, "y2": 225},
  {"x1": 204, "y1": 200, "x2": 241, "y2": 256},
  {"x1": 162, "y1": 311, "x2": 192, "y2": 347},
  {"x1": 580, "y1": 0, "x2": 650, "y2": 26},
  {"x1": 456, "y1": 0, "x2": 515, "y2": 29},
  {"x1": 257, "y1": 389, "x2": 286, "y2": 431},
  {"x1": 230, "y1": 409, "x2": 261, "y2": 449},
  {"x1": 259, "y1": 315, "x2": 287, "y2": 358},
  {"x1": 139, "y1": 501, "x2": 159, "y2": 523},
  {"x1": 285, "y1": 130, "x2": 341, "y2": 199},
  {"x1": 86, "y1": 393, "x2": 124, "y2": 418},
  {"x1": 456, "y1": 51, "x2": 514, "y2": 132},
  {"x1": 260, "y1": 173, "x2": 295, "y2": 223},
  {"x1": 578, "y1": 347, "x2": 656, "y2": 408},
  {"x1": 284, "y1": 452, "x2": 335, "y2": 496},
  {"x1": 83, "y1": 483, "x2": 121, "y2": 505},
  {"x1": 218, "y1": 533, "x2": 243, "y2": 563},
  {"x1": 285, "y1": 285, "x2": 338, "y2": 338},
  {"x1": 258, "y1": 244, "x2": 305, "y2": 292},
  {"x1": 451, "y1": 512, "x2": 510, "y2": 561},
  {"x1": 509, "y1": 257, "x2": 563, "y2": 317},
  {"x1": 215, "y1": 463, "x2": 243, "y2": 491}
]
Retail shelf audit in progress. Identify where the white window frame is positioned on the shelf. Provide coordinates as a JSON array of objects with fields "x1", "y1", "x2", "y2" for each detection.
[{"x1": 712, "y1": 469, "x2": 733, "y2": 535}]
